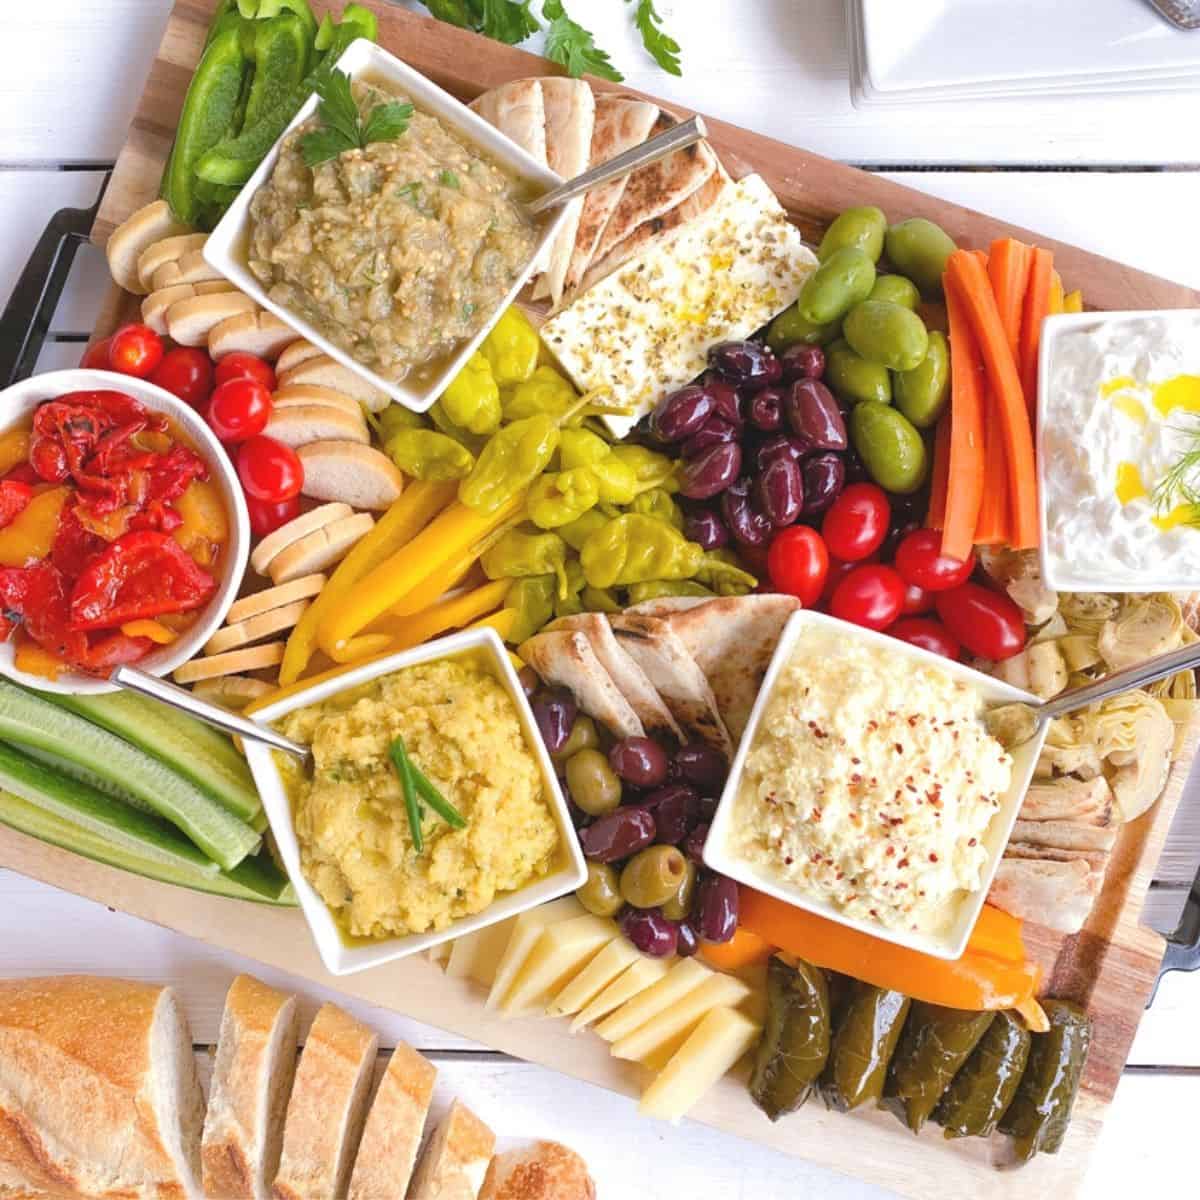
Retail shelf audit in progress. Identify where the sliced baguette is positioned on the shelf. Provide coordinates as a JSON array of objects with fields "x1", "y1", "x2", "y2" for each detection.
[
  {"x1": 201, "y1": 975, "x2": 300, "y2": 1200},
  {"x1": 173, "y1": 642, "x2": 285, "y2": 683},
  {"x1": 142, "y1": 280, "x2": 236, "y2": 334},
  {"x1": 407, "y1": 1099, "x2": 495, "y2": 1200},
  {"x1": 137, "y1": 232, "x2": 209, "y2": 292},
  {"x1": 249, "y1": 502, "x2": 352, "y2": 577},
  {"x1": 167, "y1": 292, "x2": 260, "y2": 348},
  {"x1": 106, "y1": 199, "x2": 190, "y2": 295},
  {"x1": 264, "y1": 406, "x2": 369, "y2": 449},
  {"x1": 276, "y1": 340, "x2": 324, "y2": 375},
  {"x1": 271, "y1": 386, "x2": 363, "y2": 421},
  {"x1": 192, "y1": 675, "x2": 274, "y2": 709},
  {"x1": 298, "y1": 442, "x2": 405, "y2": 511},
  {"x1": 346, "y1": 1043, "x2": 437, "y2": 1200},
  {"x1": 269, "y1": 513, "x2": 375, "y2": 585},
  {"x1": 227, "y1": 574, "x2": 326, "y2": 624},
  {"x1": 273, "y1": 1004, "x2": 379, "y2": 1200},
  {"x1": 479, "y1": 1142, "x2": 596, "y2": 1200},
  {"x1": 278, "y1": 355, "x2": 389, "y2": 412},
  {"x1": 205, "y1": 599, "x2": 311, "y2": 656},
  {"x1": 210, "y1": 310, "x2": 299, "y2": 362},
  {"x1": 152, "y1": 249, "x2": 226, "y2": 291}
]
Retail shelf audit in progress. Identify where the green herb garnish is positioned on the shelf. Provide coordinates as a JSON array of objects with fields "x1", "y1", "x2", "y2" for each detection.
[
  {"x1": 301, "y1": 70, "x2": 414, "y2": 166},
  {"x1": 630, "y1": 0, "x2": 681, "y2": 76},
  {"x1": 438, "y1": 169, "x2": 461, "y2": 189},
  {"x1": 410, "y1": 766, "x2": 467, "y2": 829},
  {"x1": 543, "y1": 0, "x2": 622, "y2": 81},
  {"x1": 1151, "y1": 416, "x2": 1200, "y2": 524},
  {"x1": 461, "y1": 301, "x2": 476, "y2": 322},
  {"x1": 395, "y1": 181, "x2": 424, "y2": 205},
  {"x1": 389, "y1": 736, "x2": 424, "y2": 853}
]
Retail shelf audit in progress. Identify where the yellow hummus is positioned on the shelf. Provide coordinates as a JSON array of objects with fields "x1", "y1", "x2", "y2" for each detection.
[{"x1": 277, "y1": 655, "x2": 559, "y2": 940}]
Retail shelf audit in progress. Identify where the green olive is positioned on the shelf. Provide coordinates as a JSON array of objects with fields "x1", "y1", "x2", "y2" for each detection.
[
  {"x1": 825, "y1": 339, "x2": 891, "y2": 406},
  {"x1": 884, "y1": 218, "x2": 957, "y2": 296},
  {"x1": 842, "y1": 301, "x2": 929, "y2": 372},
  {"x1": 577, "y1": 862, "x2": 623, "y2": 917},
  {"x1": 661, "y1": 859, "x2": 698, "y2": 921},
  {"x1": 553, "y1": 715, "x2": 599, "y2": 761},
  {"x1": 766, "y1": 303, "x2": 841, "y2": 353},
  {"x1": 565, "y1": 748, "x2": 622, "y2": 816},
  {"x1": 818, "y1": 206, "x2": 887, "y2": 264},
  {"x1": 849, "y1": 401, "x2": 929, "y2": 495},
  {"x1": 894, "y1": 331, "x2": 950, "y2": 429},
  {"x1": 868, "y1": 274, "x2": 920, "y2": 310},
  {"x1": 797, "y1": 247, "x2": 877, "y2": 325},
  {"x1": 620, "y1": 845, "x2": 689, "y2": 910}
]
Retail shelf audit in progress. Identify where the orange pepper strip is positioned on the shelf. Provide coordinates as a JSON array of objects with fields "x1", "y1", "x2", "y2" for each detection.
[
  {"x1": 700, "y1": 926, "x2": 774, "y2": 972},
  {"x1": 964, "y1": 903, "x2": 1026, "y2": 963},
  {"x1": 0, "y1": 487, "x2": 69, "y2": 567}
]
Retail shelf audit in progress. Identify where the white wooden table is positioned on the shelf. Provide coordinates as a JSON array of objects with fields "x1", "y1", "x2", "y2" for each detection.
[{"x1": 2, "y1": 3, "x2": 1199, "y2": 1196}]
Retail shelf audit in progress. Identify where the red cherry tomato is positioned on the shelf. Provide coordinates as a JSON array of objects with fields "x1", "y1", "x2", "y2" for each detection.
[
  {"x1": 247, "y1": 493, "x2": 301, "y2": 538},
  {"x1": 830, "y1": 563, "x2": 904, "y2": 630},
  {"x1": 821, "y1": 483, "x2": 890, "y2": 562},
  {"x1": 819, "y1": 553, "x2": 876, "y2": 609},
  {"x1": 237, "y1": 435, "x2": 303, "y2": 503},
  {"x1": 894, "y1": 528, "x2": 975, "y2": 592},
  {"x1": 207, "y1": 378, "x2": 272, "y2": 443},
  {"x1": 767, "y1": 526, "x2": 829, "y2": 607},
  {"x1": 107, "y1": 323, "x2": 164, "y2": 378},
  {"x1": 901, "y1": 581, "x2": 935, "y2": 615},
  {"x1": 934, "y1": 582, "x2": 1027, "y2": 661},
  {"x1": 150, "y1": 347, "x2": 214, "y2": 410},
  {"x1": 889, "y1": 617, "x2": 961, "y2": 660},
  {"x1": 79, "y1": 337, "x2": 113, "y2": 370},
  {"x1": 214, "y1": 352, "x2": 276, "y2": 393}
]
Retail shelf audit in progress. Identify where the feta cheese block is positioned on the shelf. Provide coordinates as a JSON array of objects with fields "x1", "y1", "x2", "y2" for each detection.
[{"x1": 541, "y1": 174, "x2": 818, "y2": 436}]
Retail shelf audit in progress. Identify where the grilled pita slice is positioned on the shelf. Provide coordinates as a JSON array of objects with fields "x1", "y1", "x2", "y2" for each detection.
[
  {"x1": 1010, "y1": 819, "x2": 1118, "y2": 854},
  {"x1": 470, "y1": 79, "x2": 548, "y2": 166},
  {"x1": 1019, "y1": 777, "x2": 1115, "y2": 826},
  {"x1": 1003, "y1": 842, "x2": 1110, "y2": 870},
  {"x1": 988, "y1": 858, "x2": 1101, "y2": 934},
  {"x1": 520, "y1": 630, "x2": 644, "y2": 740}
]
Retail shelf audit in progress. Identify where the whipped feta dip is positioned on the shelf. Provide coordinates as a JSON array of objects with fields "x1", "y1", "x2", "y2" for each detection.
[{"x1": 1041, "y1": 313, "x2": 1200, "y2": 589}]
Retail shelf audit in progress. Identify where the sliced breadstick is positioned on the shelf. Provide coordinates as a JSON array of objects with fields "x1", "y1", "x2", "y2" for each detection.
[
  {"x1": 137, "y1": 233, "x2": 209, "y2": 292},
  {"x1": 204, "y1": 600, "x2": 310, "y2": 657},
  {"x1": 142, "y1": 281, "x2": 235, "y2": 335},
  {"x1": 174, "y1": 642, "x2": 285, "y2": 684},
  {"x1": 268, "y1": 513, "x2": 374, "y2": 585},
  {"x1": 249, "y1": 502, "x2": 352, "y2": 577},
  {"x1": 263, "y1": 406, "x2": 369, "y2": 449},
  {"x1": 152, "y1": 250, "x2": 226, "y2": 292},
  {"x1": 106, "y1": 199, "x2": 190, "y2": 295},
  {"x1": 277, "y1": 355, "x2": 389, "y2": 412},
  {"x1": 276, "y1": 340, "x2": 324, "y2": 375},
  {"x1": 298, "y1": 442, "x2": 405, "y2": 511},
  {"x1": 166, "y1": 293, "x2": 259, "y2": 348},
  {"x1": 226, "y1": 574, "x2": 326, "y2": 625},
  {"x1": 271, "y1": 386, "x2": 363, "y2": 420},
  {"x1": 209, "y1": 310, "x2": 298, "y2": 362},
  {"x1": 192, "y1": 675, "x2": 273, "y2": 710}
]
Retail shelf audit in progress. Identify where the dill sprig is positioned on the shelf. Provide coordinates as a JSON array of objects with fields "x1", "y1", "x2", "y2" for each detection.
[{"x1": 1151, "y1": 415, "x2": 1200, "y2": 520}]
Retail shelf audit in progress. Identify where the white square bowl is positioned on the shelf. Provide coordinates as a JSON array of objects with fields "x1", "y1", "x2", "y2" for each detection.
[
  {"x1": 242, "y1": 627, "x2": 586, "y2": 976},
  {"x1": 704, "y1": 610, "x2": 1047, "y2": 961},
  {"x1": 204, "y1": 38, "x2": 568, "y2": 414}
]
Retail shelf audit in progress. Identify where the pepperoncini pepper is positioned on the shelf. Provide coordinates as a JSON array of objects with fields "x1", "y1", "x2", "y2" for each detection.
[
  {"x1": 580, "y1": 513, "x2": 704, "y2": 589},
  {"x1": 555, "y1": 559, "x2": 586, "y2": 618},
  {"x1": 429, "y1": 401, "x2": 486, "y2": 455},
  {"x1": 502, "y1": 365, "x2": 578, "y2": 422},
  {"x1": 385, "y1": 429, "x2": 475, "y2": 482},
  {"x1": 481, "y1": 307, "x2": 540, "y2": 385},
  {"x1": 528, "y1": 469, "x2": 599, "y2": 529},
  {"x1": 376, "y1": 404, "x2": 427, "y2": 439},
  {"x1": 610, "y1": 444, "x2": 680, "y2": 494},
  {"x1": 559, "y1": 508, "x2": 609, "y2": 553},
  {"x1": 459, "y1": 414, "x2": 559, "y2": 515},
  {"x1": 439, "y1": 352, "x2": 501, "y2": 436},
  {"x1": 627, "y1": 579, "x2": 715, "y2": 605},
  {"x1": 505, "y1": 574, "x2": 557, "y2": 644},
  {"x1": 581, "y1": 585, "x2": 621, "y2": 613},
  {"x1": 631, "y1": 487, "x2": 683, "y2": 530},
  {"x1": 696, "y1": 548, "x2": 757, "y2": 595},
  {"x1": 559, "y1": 428, "x2": 638, "y2": 505},
  {"x1": 481, "y1": 528, "x2": 570, "y2": 598}
]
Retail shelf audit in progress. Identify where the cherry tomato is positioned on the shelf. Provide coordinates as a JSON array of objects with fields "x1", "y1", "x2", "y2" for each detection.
[
  {"x1": 889, "y1": 617, "x2": 961, "y2": 660},
  {"x1": 150, "y1": 347, "x2": 214, "y2": 410},
  {"x1": 79, "y1": 337, "x2": 113, "y2": 370},
  {"x1": 107, "y1": 323, "x2": 164, "y2": 378},
  {"x1": 894, "y1": 528, "x2": 975, "y2": 592},
  {"x1": 767, "y1": 526, "x2": 829, "y2": 607},
  {"x1": 247, "y1": 493, "x2": 301, "y2": 538},
  {"x1": 821, "y1": 483, "x2": 890, "y2": 562},
  {"x1": 830, "y1": 563, "x2": 904, "y2": 630},
  {"x1": 237, "y1": 435, "x2": 303, "y2": 503},
  {"x1": 901, "y1": 580, "x2": 935, "y2": 615},
  {"x1": 935, "y1": 582, "x2": 1027, "y2": 661},
  {"x1": 820, "y1": 553, "x2": 875, "y2": 609},
  {"x1": 214, "y1": 352, "x2": 276, "y2": 393},
  {"x1": 207, "y1": 378, "x2": 272, "y2": 443}
]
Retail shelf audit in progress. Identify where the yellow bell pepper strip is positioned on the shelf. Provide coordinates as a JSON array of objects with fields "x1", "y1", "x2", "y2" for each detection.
[
  {"x1": 1048, "y1": 270, "x2": 1065, "y2": 315},
  {"x1": 0, "y1": 430, "x2": 30, "y2": 477},
  {"x1": 1063, "y1": 289, "x2": 1084, "y2": 313},
  {"x1": 0, "y1": 487, "x2": 70, "y2": 567},
  {"x1": 279, "y1": 479, "x2": 456, "y2": 685},
  {"x1": 466, "y1": 607, "x2": 518, "y2": 642},
  {"x1": 327, "y1": 632, "x2": 396, "y2": 664},
  {"x1": 387, "y1": 545, "x2": 478, "y2": 619},
  {"x1": 375, "y1": 579, "x2": 512, "y2": 653},
  {"x1": 481, "y1": 306, "x2": 540, "y2": 385},
  {"x1": 120, "y1": 619, "x2": 177, "y2": 644},
  {"x1": 439, "y1": 351, "x2": 501, "y2": 435}
]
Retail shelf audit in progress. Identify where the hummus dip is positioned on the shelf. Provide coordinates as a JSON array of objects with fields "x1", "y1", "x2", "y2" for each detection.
[
  {"x1": 277, "y1": 655, "x2": 559, "y2": 940},
  {"x1": 248, "y1": 80, "x2": 539, "y2": 385},
  {"x1": 728, "y1": 628, "x2": 1012, "y2": 935}
]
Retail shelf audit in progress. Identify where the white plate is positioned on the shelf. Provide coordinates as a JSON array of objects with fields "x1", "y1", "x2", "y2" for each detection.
[
  {"x1": 242, "y1": 627, "x2": 586, "y2": 976},
  {"x1": 704, "y1": 611, "x2": 1046, "y2": 961},
  {"x1": 205, "y1": 39, "x2": 569, "y2": 414}
]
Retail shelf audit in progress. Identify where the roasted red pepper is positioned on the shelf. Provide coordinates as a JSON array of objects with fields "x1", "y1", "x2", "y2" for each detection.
[
  {"x1": 0, "y1": 561, "x2": 88, "y2": 665},
  {"x1": 0, "y1": 481, "x2": 33, "y2": 530}
]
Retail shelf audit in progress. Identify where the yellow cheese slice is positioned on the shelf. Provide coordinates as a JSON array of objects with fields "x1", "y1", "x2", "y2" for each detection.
[
  {"x1": 485, "y1": 897, "x2": 583, "y2": 1011},
  {"x1": 501, "y1": 915, "x2": 616, "y2": 1016},
  {"x1": 445, "y1": 919, "x2": 516, "y2": 986},
  {"x1": 570, "y1": 956, "x2": 671, "y2": 1034},
  {"x1": 594, "y1": 958, "x2": 710, "y2": 1044},
  {"x1": 547, "y1": 936, "x2": 640, "y2": 1018},
  {"x1": 611, "y1": 972, "x2": 752, "y2": 1065}
]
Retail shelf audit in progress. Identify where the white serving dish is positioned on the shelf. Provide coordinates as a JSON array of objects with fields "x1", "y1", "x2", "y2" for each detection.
[
  {"x1": 0, "y1": 368, "x2": 249, "y2": 695},
  {"x1": 242, "y1": 627, "x2": 586, "y2": 976},
  {"x1": 205, "y1": 39, "x2": 568, "y2": 414},
  {"x1": 704, "y1": 610, "x2": 1047, "y2": 961}
]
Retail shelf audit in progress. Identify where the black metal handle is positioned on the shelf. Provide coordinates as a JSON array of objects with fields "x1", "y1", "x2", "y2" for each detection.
[
  {"x1": 0, "y1": 183, "x2": 107, "y2": 388},
  {"x1": 1150, "y1": 870, "x2": 1200, "y2": 1006}
]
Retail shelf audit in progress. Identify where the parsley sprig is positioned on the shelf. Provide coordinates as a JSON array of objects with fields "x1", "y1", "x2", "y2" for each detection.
[
  {"x1": 630, "y1": 0, "x2": 682, "y2": 76},
  {"x1": 300, "y1": 70, "x2": 414, "y2": 167}
]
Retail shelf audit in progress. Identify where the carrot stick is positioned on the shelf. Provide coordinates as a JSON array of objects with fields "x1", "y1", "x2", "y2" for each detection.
[
  {"x1": 945, "y1": 251, "x2": 1040, "y2": 550},
  {"x1": 973, "y1": 385, "x2": 1010, "y2": 545},
  {"x1": 988, "y1": 238, "x2": 1032, "y2": 359},
  {"x1": 1019, "y1": 246, "x2": 1055, "y2": 421},
  {"x1": 700, "y1": 926, "x2": 773, "y2": 972},
  {"x1": 926, "y1": 413, "x2": 951, "y2": 530}
]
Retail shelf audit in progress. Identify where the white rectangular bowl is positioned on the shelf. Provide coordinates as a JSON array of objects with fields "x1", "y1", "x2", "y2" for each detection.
[
  {"x1": 704, "y1": 610, "x2": 1047, "y2": 961},
  {"x1": 205, "y1": 38, "x2": 568, "y2": 414},
  {"x1": 243, "y1": 627, "x2": 586, "y2": 976}
]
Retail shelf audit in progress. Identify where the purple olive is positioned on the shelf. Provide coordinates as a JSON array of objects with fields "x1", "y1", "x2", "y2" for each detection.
[
  {"x1": 568, "y1": 801, "x2": 592, "y2": 831},
  {"x1": 609, "y1": 737, "x2": 670, "y2": 788},
  {"x1": 681, "y1": 416, "x2": 739, "y2": 459},
  {"x1": 620, "y1": 906, "x2": 679, "y2": 957},
  {"x1": 697, "y1": 874, "x2": 739, "y2": 943},
  {"x1": 721, "y1": 477, "x2": 772, "y2": 546},
  {"x1": 580, "y1": 806, "x2": 657, "y2": 863},
  {"x1": 702, "y1": 377, "x2": 744, "y2": 427},
  {"x1": 843, "y1": 446, "x2": 871, "y2": 484},
  {"x1": 800, "y1": 453, "x2": 846, "y2": 516},
  {"x1": 651, "y1": 786, "x2": 700, "y2": 845},
  {"x1": 755, "y1": 454, "x2": 804, "y2": 527},
  {"x1": 682, "y1": 508, "x2": 730, "y2": 551},
  {"x1": 708, "y1": 340, "x2": 780, "y2": 387},
  {"x1": 679, "y1": 441, "x2": 742, "y2": 500},
  {"x1": 673, "y1": 741, "x2": 727, "y2": 791},
  {"x1": 780, "y1": 343, "x2": 826, "y2": 383},
  {"x1": 683, "y1": 823, "x2": 710, "y2": 864},
  {"x1": 517, "y1": 666, "x2": 539, "y2": 698},
  {"x1": 676, "y1": 920, "x2": 701, "y2": 957},
  {"x1": 696, "y1": 795, "x2": 720, "y2": 824},
  {"x1": 747, "y1": 388, "x2": 784, "y2": 433},
  {"x1": 784, "y1": 379, "x2": 847, "y2": 451},
  {"x1": 755, "y1": 434, "x2": 805, "y2": 471},
  {"x1": 532, "y1": 689, "x2": 576, "y2": 755},
  {"x1": 650, "y1": 385, "x2": 715, "y2": 443}
]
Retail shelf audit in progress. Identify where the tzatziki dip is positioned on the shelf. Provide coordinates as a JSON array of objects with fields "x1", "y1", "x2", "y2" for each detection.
[{"x1": 1041, "y1": 312, "x2": 1200, "y2": 589}]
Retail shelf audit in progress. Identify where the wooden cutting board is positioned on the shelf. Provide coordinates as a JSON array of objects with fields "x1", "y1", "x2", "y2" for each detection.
[{"x1": 6, "y1": 1, "x2": 1197, "y2": 1196}]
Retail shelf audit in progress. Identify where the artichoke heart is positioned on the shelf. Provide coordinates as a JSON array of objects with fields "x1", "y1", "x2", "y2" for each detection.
[
  {"x1": 1058, "y1": 593, "x2": 1120, "y2": 637},
  {"x1": 1097, "y1": 593, "x2": 1183, "y2": 671}
]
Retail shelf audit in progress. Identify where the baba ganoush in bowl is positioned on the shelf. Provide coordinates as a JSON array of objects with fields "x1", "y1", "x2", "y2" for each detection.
[
  {"x1": 704, "y1": 611, "x2": 1047, "y2": 960},
  {"x1": 243, "y1": 627, "x2": 584, "y2": 975}
]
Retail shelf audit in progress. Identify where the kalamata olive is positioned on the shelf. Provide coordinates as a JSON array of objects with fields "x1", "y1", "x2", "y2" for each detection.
[
  {"x1": 517, "y1": 666, "x2": 539, "y2": 698},
  {"x1": 679, "y1": 441, "x2": 742, "y2": 500},
  {"x1": 651, "y1": 785, "x2": 700, "y2": 844},
  {"x1": 531, "y1": 688, "x2": 576, "y2": 755},
  {"x1": 702, "y1": 377, "x2": 743, "y2": 426},
  {"x1": 784, "y1": 379, "x2": 847, "y2": 451},
  {"x1": 780, "y1": 342, "x2": 826, "y2": 383},
  {"x1": 708, "y1": 340, "x2": 780, "y2": 387},
  {"x1": 697, "y1": 873, "x2": 739, "y2": 943},
  {"x1": 747, "y1": 388, "x2": 784, "y2": 432},
  {"x1": 568, "y1": 801, "x2": 592, "y2": 831},
  {"x1": 721, "y1": 477, "x2": 772, "y2": 547},
  {"x1": 619, "y1": 906, "x2": 678, "y2": 957},
  {"x1": 681, "y1": 416, "x2": 739, "y2": 459},
  {"x1": 843, "y1": 445, "x2": 871, "y2": 484},
  {"x1": 682, "y1": 508, "x2": 729, "y2": 551},
  {"x1": 755, "y1": 454, "x2": 804, "y2": 527},
  {"x1": 650, "y1": 385, "x2": 715, "y2": 443},
  {"x1": 683, "y1": 823, "x2": 710, "y2": 864},
  {"x1": 696, "y1": 795, "x2": 720, "y2": 824},
  {"x1": 580, "y1": 806, "x2": 656, "y2": 863},
  {"x1": 609, "y1": 736, "x2": 670, "y2": 788},
  {"x1": 801, "y1": 453, "x2": 846, "y2": 516},
  {"x1": 673, "y1": 741, "x2": 727, "y2": 791},
  {"x1": 755, "y1": 434, "x2": 805, "y2": 471},
  {"x1": 676, "y1": 920, "x2": 701, "y2": 957}
]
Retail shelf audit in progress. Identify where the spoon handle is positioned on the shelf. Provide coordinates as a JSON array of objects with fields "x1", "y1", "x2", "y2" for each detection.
[
  {"x1": 110, "y1": 664, "x2": 310, "y2": 760},
  {"x1": 1037, "y1": 641, "x2": 1200, "y2": 723},
  {"x1": 525, "y1": 115, "x2": 708, "y2": 216}
]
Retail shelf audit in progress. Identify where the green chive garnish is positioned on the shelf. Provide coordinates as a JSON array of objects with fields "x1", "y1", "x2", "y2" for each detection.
[
  {"x1": 389, "y1": 736, "x2": 423, "y2": 853},
  {"x1": 410, "y1": 763, "x2": 466, "y2": 829}
]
